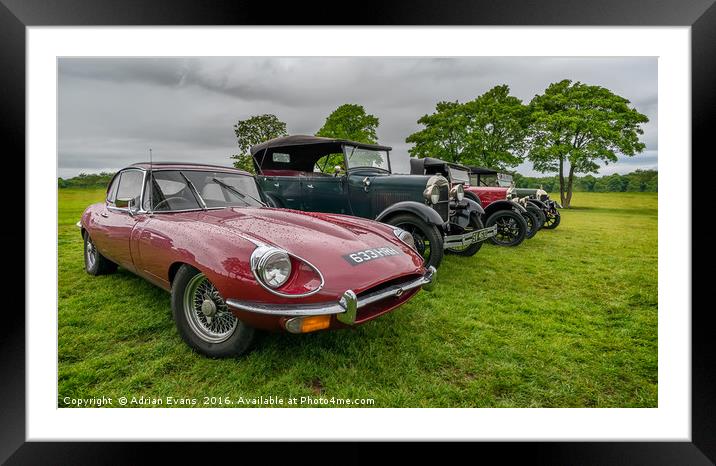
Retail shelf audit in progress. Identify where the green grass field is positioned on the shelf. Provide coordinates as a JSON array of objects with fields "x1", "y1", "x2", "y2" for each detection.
[{"x1": 58, "y1": 189, "x2": 657, "y2": 408}]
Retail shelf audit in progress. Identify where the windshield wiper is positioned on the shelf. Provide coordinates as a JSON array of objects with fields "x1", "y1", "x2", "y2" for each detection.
[
  {"x1": 211, "y1": 177, "x2": 267, "y2": 207},
  {"x1": 179, "y1": 171, "x2": 207, "y2": 210}
]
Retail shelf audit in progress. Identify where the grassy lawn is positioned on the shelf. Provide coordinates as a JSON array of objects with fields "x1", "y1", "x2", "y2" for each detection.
[{"x1": 58, "y1": 189, "x2": 657, "y2": 408}]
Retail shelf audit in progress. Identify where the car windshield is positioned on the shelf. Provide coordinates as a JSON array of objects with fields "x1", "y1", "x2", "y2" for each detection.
[
  {"x1": 144, "y1": 170, "x2": 264, "y2": 211},
  {"x1": 344, "y1": 145, "x2": 390, "y2": 171},
  {"x1": 448, "y1": 166, "x2": 470, "y2": 184}
]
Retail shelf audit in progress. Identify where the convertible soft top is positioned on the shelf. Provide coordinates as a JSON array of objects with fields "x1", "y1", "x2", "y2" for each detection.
[
  {"x1": 409, "y1": 157, "x2": 469, "y2": 175},
  {"x1": 250, "y1": 135, "x2": 392, "y2": 173}
]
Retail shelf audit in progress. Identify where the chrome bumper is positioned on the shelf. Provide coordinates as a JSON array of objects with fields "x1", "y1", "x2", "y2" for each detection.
[
  {"x1": 226, "y1": 266, "x2": 436, "y2": 326},
  {"x1": 443, "y1": 225, "x2": 497, "y2": 249}
]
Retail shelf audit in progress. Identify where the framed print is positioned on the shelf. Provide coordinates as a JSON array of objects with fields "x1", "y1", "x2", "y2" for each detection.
[{"x1": 4, "y1": 0, "x2": 713, "y2": 463}]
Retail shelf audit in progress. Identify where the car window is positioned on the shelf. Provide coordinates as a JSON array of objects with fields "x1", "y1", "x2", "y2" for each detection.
[
  {"x1": 106, "y1": 176, "x2": 120, "y2": 204},
  {"x1": 144, "y1": 171, "x2": 201, "y2": 211},
  {"x1": 344, "y1": 146, "x2": 390, "y2": 171},
  {"x1": 314, "y1": 153, "x2": 345, "y2": 174},
  {"x1": 185, "y1": 171, "x2": 264, "y2": 208},
  {"x1": 115, "y1": 170, "x2": 143, "y2": 207}
]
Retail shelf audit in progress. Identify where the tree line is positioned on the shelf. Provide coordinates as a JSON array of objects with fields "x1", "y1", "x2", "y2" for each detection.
[
  {"x1": 514, "y1": 169, "x2": 657, "y2": 193},
  {"x1": 231, "y1": 80, "x2": 650, "y2": 208}
]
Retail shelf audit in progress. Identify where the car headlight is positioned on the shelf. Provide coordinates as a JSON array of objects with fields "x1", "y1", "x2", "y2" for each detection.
[
  {"x1": 252, "y1": 246, "x2": 292, "y2": 289},
  {"x1": 424, "y1": 184, "x2": 440, "y2": 204},
  {"x1": 394, "y1": 227, "x2": 417, "y2": 251},
  {"x1": 450, "y1": 184, "x2": 464, "y2": 201}
]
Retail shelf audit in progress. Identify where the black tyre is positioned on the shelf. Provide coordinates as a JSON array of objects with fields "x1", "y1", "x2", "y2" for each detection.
[
  {"x1": 83, "y1": 232, "x2": 118, "y2": 275},
  {"x1": 387, "y1": 213, "x2": 444, "y2": 269},
  {"x1": 171, "y1": 265, "x2": 255, "y2": 358},
  {"x1": 521, "y1": 210, "x2": 540, "y2": 239},
  {"x1": 542, "y1": 210, "x2": 561, "y2": 229},
  {"x1": 485, "y1": 210, "x2": 528, "y2": 247},
  {"x1": 446, "y1": 214, "x2": 484, "y2": 256},
  {"x1": 527, "y1": 204, "x2": 546, "y2": 230}
]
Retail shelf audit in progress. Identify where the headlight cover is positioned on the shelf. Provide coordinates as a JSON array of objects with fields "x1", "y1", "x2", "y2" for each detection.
[
  {"x1": 252, "y1": 246, "x2": 292, "y2": 289},
  {"x1": 450, "y1": 184, "x2": 464, "y2": 201},
  {"x1": 393, "y1": 227, "x2": 417, "y2": 251},
  {"x1": 424, "y1": 184, "x2": 440, "y2": 204}
]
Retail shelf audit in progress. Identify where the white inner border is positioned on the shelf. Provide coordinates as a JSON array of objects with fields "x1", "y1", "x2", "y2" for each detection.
[{"x1": 27, "y1": 27, "x2": 690, "y2": 441}]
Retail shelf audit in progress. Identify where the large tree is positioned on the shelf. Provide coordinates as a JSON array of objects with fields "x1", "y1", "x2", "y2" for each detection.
[
  {"x1": 527, "y1": 80, "x2": 649, "y2": 207},
  {"x1": 316, "y1": 104, "x2": 379, "y2": 143},
  {"x1": 406, "y1": 85, "x2": 530, "y2": 169},
  {"x1": 230, "y1": 114, "x2": 288, "y2": 173}
]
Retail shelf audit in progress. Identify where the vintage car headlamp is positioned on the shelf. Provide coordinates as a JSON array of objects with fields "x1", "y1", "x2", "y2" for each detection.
[
  {"x1": 424, "y1": 184, "x2": 440, "y2": 204},
  {"x1": 393, "y1": 227, "x2": 417, "y2": 251},
  {"x1": 450, "y1": 184, "x2": 464, "y2": 201},
  {"x1": 253, "y1": 247, "x2": 292, "y2": 289}
]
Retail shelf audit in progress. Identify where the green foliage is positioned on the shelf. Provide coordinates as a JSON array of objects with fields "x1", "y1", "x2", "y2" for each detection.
[
  {"x1": 58, "y1": 172, "x2": 115, "y2": 189},
  {"x1": 515, "y1": 169, "x2": 657, "y2": 193},
  {"x1": 230, "y1": 114, "x2": 288, "y2": 174},
  {"x1": 316, "y1": 104, "x2": 379, "y2": 144},
  {"x1": 59, "y1": 188, "x2": 656, "y2": 408},
  {"x1": 406, "y1": 85, "x2": 530, "y2": 169},
  {"x1": 528, "y1": 80, "x2": 649, "y2": 207}
]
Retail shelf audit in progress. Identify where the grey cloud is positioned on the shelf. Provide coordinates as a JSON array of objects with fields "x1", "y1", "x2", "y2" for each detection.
[{"x1": 58, "y1": 56, "x2": 657, "y2": 178}]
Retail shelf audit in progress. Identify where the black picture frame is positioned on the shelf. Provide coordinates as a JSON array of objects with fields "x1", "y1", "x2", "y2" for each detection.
[{"x1": 5, "y1": 0, "x2": 711, "y2": 463}]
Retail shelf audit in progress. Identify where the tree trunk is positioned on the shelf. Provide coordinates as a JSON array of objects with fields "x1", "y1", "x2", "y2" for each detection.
[
  {"x1": 565, "y1": 164, "x2": 575, "y2": 208},
  {"x1": 558, "y1": 156, "x2": 566, "y2": 206}
]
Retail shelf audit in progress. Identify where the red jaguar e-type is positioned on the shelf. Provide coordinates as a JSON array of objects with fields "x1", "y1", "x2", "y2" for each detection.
[{"x1": 77, "y1": 162, "x2": 434, "y2": 357}]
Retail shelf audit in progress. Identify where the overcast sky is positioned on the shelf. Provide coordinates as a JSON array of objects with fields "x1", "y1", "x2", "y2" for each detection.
[{"x1": 58, "y1": 57, "x2": 657, "y2": 178}]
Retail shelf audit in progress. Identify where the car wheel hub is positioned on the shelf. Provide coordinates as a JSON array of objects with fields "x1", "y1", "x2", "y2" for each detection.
[{"x1": 183, "y1": 273, "x2": 238, "y2": 344}]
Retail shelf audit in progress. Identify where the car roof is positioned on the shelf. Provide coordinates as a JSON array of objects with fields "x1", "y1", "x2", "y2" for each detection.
[
  {"x1": 410, "y1": 157, "x2": 470, "y2": 175},
  {"x1": 250, "y1": 135, "x2": 392, "y2": 155},
  {"x1": 128, "y1": 161, "x2": 250, "y2": 175},
  {"x1": 469, "y1": 166, "x2": 500, "y2": 175}
]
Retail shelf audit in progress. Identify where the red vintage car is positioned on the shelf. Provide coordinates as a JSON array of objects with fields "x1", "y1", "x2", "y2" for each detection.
[{"x1": 77, "y1": 162, "x2": 434, "y2": 357}]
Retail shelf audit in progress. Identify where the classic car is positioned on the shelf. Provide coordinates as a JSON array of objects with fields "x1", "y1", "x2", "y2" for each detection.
[
  {"x1": 410, "y1": 157, "x2": 532, "y2": 245},
  {"x1": 468, "y1": 166, "x2": 549, "y2": 233},
  {"x1": 77, "y1": 162, "x2": 435, "y2": 358},
  {"x1": 513, "y1": 187, "x2": 562, "y2": 229},
  {"x1": 252, "y1": 135, "x2": 497, "y2": 269}
]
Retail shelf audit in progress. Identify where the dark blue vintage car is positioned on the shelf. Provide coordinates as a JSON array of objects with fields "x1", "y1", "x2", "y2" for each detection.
[{"x1": 252, "y1": 135, "x2": 497, "y2": 269}]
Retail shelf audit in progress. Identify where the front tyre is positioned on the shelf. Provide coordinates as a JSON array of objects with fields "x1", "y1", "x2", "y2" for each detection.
[
  {"x1": 446, "y1": 214, "x2": 484, "y2": 256},
  {"x1": 83, "y1": 232, "x2": 118, "y2": 275},
  {"x1": 387, "y1": 213, "x2": 444, "y2": 269},
  {"x1": 542, "y1": 210, "x2": 561, "y2": 229},
  {"x1": 486, "y1": 210, "x2": 528, "y2": 247},
  {"x1": 527, "y1": 204, "x2": 546, "y2": 230},
  {"x1": 521, "y1": 210, "x2": 540, "y2": 239},
  {"x1": 171, "y1": 265, "x2": 255, "y2": 358}
]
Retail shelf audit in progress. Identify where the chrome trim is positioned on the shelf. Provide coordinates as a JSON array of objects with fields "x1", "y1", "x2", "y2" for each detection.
[
  {"x1": 249, "y1": 246, "x2": 325, "y2": 298},
  {"x1": 226, "y1": 267, "x2": 435, "y2": 324},
  {"x1": 443, "y1": 225, "x2": 497, "y2": 249},
  {"x1": 75, "y1": 220, "x2": 82, "y2": 229}
]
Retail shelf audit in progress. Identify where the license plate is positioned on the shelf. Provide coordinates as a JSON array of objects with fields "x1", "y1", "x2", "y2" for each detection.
[
  {"x1": 343, "y1": 246, "x2": 403, "y2": 265},
  {"x1": 474, "y1": 225, "x2": 497, "y2": 241}
]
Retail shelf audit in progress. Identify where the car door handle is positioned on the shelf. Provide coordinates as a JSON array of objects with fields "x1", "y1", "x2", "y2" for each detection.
[
  {"x1": 306, "y1": 184, "x2": 314, "y2": 189},
  {"x1": 100, "y1": 212, "x2": 109, "y2": 218},
  {"x1": 273, "y1": 183, "x2": 280, "y2": 188}
]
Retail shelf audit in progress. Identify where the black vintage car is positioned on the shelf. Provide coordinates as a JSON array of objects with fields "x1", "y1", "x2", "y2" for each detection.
[
  {"x1": 252, "y1": 135, "x2": 497, "y2": 268},
  {"x1": 513, "y1": 188, "x2": 562, "y2": 229},
  {"x1": 469, "y1": 166, "x2": 559, "y2": 230},
  {"x1": 410, "y1": 157, "x2": 532, "y2": 245}
]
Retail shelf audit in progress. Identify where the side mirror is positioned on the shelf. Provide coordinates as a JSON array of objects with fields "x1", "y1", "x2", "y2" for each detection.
[{"x1": 115, "y1": 197, "x2": 137, "y2": 212}]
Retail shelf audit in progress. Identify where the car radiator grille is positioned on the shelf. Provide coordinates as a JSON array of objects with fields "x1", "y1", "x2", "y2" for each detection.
[{"x1": 373, "y1": 192, "x2": 417, "y2": 214}]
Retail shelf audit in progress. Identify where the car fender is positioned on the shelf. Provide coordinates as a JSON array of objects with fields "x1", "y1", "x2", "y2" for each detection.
[
  {"x1": 527, "y1": 199, "x2": 548, "y2": 210},
  {"x1": 375, "y1": 201, "x2": 445, "y2": 228},
  {"x1": 484, "y1": 200, "x2": 526, "y2": 219},
  {"x1": 451, "y1": 198, "x2": 484, "y2": 228},
  {"x1": 463, "y1": 190, "x2": 483, "y2": 206}
]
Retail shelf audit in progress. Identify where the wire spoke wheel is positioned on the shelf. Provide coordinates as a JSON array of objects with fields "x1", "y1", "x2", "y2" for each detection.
[
  {"x1": 183, "y1": 273, "x2": 238, "y2": 344},
  {"x1": 85, "y1": 236, "x2": 97, "y2": 269},
  {"x1": 396, "y1": 222, "x2": 431, "y2": 261}
]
